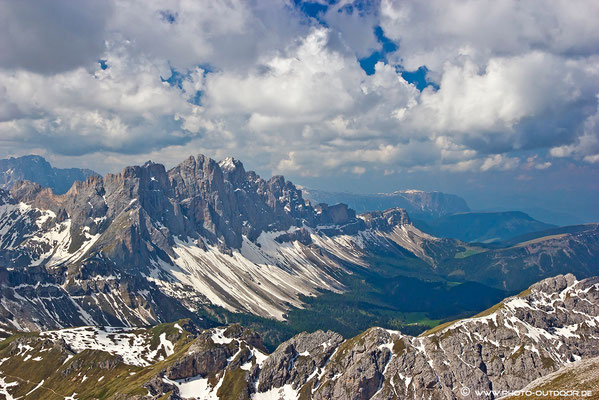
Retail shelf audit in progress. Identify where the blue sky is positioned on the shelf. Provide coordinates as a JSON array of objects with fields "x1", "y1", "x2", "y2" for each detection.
[{"x1": 0, "y1": 0, "x2": 598, "y2": 221}]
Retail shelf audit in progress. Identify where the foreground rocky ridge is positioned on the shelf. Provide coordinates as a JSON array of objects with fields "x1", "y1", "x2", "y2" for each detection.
[
  {"x1": 503, "y1": 356, "x2": 599, "y2": 399},
  {"x1": 0, "y1": 274, "x2": 597, "y2": 399}
]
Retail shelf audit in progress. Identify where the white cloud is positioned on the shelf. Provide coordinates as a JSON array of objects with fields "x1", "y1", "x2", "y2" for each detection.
[
  {"x1": 204, "y1": 28, "x2": 361, "y2": 123},
  {"x1": 583, "y1": 154, "x2": 599, "y2": 163},
  {"x1": 321, "y1": 2, "x2": 380, "y2": 58},
  {"x1": 380, "y1": 0, "x2": 599, "y2": 74},
  {"x1": 0, "y1": 44, "x2": 209, "y2": 155},
  {"x1": 0, "y1": 0, "x2": 597, "y2": 181},
  {"x1": 480, "y1": 154, "x2": 520, "y2": 171},
  {"x1": 108, "y1": 0, "x2": 309, "y2": 72},
  {"x1": 549, "y1": 99, "x2": 599, "y2": 163},
  {"x1": 408, "y1": 53, "x2": 598, "y2": 150},
  {"x1": 0, "y1": 0, "x2": 113, "y2": 74}
]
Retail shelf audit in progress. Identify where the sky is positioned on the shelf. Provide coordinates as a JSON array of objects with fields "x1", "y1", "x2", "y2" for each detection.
[{"x1": 0, "y1": 0, "x2": 598, "y2": 221}]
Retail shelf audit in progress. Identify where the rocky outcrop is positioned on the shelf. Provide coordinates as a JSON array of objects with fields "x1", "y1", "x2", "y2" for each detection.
[
  {"x1": 161, "y1": 274, "x2": 599, "y2": 400},
  {"x1": 504, "y1": 356, "x2": 599, "y2": 399},
  {"x1": 361, "y1": 208, "x2": 411, "y2": 231}
]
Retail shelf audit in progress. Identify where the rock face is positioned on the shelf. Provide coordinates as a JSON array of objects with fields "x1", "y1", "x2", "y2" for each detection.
[
  {"x1": 239, "y1": 274, "x2": 599, "y2": 400},
  {"x1": 0, "y1": 154, "x2": 435, "y2": 329},
  {"x1": 504, "y1": 356, "x2": 599, "y2": 399},
  {"x1": 0, "y1": 274, "x2": 597, "y2": 400},
  {"x1": 0, "y1": 155, "x2": 97, "y2": 195}
]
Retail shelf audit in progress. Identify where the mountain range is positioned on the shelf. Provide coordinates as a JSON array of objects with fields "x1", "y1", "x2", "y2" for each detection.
[
  {"x1": 413, "y1": 211, "x2": 556, "y2": 243},
  {"x1": 302, "y1": 187, "x2": 566, "y2": 243},
  {"x1": 0, "y1": 154, "x2": 598, "y2": 399},
  {"x1": 1, "y1": 155, "x2": 564, "y2": 244},
  {"x1": 0, "y1": 155, "x2": 597, "y2": 332}
]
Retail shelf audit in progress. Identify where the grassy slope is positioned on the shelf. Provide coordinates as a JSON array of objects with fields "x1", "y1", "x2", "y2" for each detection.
[
  {"x1": 0, "y1": 321, "x2": 199, "y2": 400},
  {"x1": 503, "y1": 357, "x2": 599, "y2": 400}
]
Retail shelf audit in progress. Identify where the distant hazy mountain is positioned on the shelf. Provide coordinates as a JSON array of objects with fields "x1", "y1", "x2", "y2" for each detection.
[
  {"x1": 301, "y1": 188, "x2": 470, "y2": 219},
  {"x1": 477, "y1": 205, "x2": 584, "y2": 227},
  {"x1": 494, "y1": 223, "x2": 598, "y2": 247},
  {"x1": 414, "y1": 211, "x2": 556, "y2": 243},
  {"x1": 0, "y1": 154, "x2": 97, "y2": 194},
  {"x1": 439, "y1": 223, "x2": 599, "y2": 292}
]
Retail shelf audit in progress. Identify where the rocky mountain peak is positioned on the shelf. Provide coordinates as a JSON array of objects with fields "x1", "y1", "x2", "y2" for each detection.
[
  {"x1": 218, "y1": 156, "x2": 247, "y2": 187},
  {"x1": 9, "y1": 180, "x2": 46, "y2": 203},
  {"x1": 361, "y1": 207, "x2": 412, "y2": 230}
]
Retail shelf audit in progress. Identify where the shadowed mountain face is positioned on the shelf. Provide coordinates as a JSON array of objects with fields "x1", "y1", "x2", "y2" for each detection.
[
  {"x1": 414, "y1": 211, "x2": 556, "y2": 243},
  {"x1": 0, "y1": 274, "x2": 597, "y2": 400},
  {"x1": 0, "y1": 155, "x2": 97, "y2": 194},
  {"x1": 301, "y1": 188, "x2": 471, "y2": 220}
]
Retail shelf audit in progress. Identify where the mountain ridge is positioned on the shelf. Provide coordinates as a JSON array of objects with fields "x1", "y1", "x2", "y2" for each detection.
[
  {"x1": 1, "y1": 154, "x2": 456, "y2": 331},
  {"x1": 301, "y1": 187, "x2": 471, "y2": 220},
  {"x1": 1, "y1": 154, "x2": 598, "y2": 344},
  {"x1": 0, "y1": 274, "x2": 597, "y2": 399},
  {"x1": 414, "y1": 210, "x2": 556, "y2": 243}
]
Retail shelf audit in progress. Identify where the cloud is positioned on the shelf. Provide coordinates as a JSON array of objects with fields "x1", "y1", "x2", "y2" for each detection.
[
  {"x1": 0, "y1": 0, "x2": 113, "y2": 74},
  {"x1": 0, "y1": 0, "x2": 597, "y2": 183},
  {"x1": 0, "y1": 45, "x2": 210, "y2": 156},
  {"x1": 204, "y1": 28, "x2": 362, "y2": 123},
  {"x1": 549, "y1": 100, "x2": 599, "y2": 163},
  {"x1": 321, "y1": 1, "x2": 380, "y2": 58},
  {"x1": 380, "y1": 0, "x2": 599, "y2": 73},
  {"x1": 107, "y1": 0, "x2": 310, "y2": 72},
  {"x1": 480, "y1": 154, "x2": 520, "y2": 171},
  {"x1": 408, "y1": 52, "x2": 599, "y2": 153}
]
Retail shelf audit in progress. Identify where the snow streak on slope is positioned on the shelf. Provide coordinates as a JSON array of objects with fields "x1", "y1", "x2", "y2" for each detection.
[
  {"x1": 145, "y1": 222, "x2": 445, "y2": 320},
  {"x1": 2, "y1": 191, "x2": 444, "y2": 325},
  {"x1": 149, "y1": 229, "x2": 354, "y2": 320},
  {"x1": 42, "y1": 326, "x2": 175, "y2": 367},
  {"x1": 0, "y1": 200, "x2": 99, "y2": 267}
]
